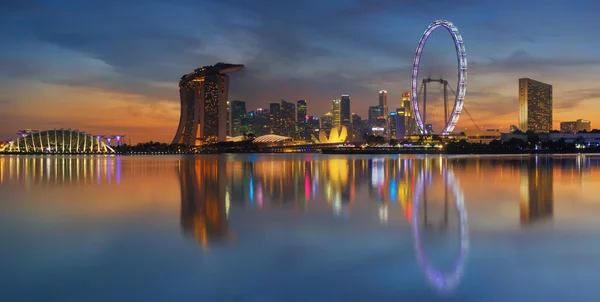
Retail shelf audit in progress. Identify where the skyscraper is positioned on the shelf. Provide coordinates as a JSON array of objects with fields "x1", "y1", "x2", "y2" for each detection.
[
  {"x1": 230, "y1": 100, "x2": 246, "y2": 137},
  {"x1": 519, "y1": 78, "x2": 553, "y2": 133},
  {"x1": 269, "y1": 103, "x2": 281, "y2": 135},
  {"x1": 173, "y1": 63, "x2": 244, "y2": 145},
  {"x1": 297, "y1": 100, "x2": 307, "y2": 121},
  {"x1": 340, "y1": 94, "x2": 351, "y2": 130},
  {"x1": 379, "y1": 90, "x2": 388, "y2": 121},
  {"x1": 321, "y1": 112, "x2": 333, "y2": 134},
  {"x1": 331, "y1": 98, "x2": 341, "y2": 128},
  {"x1": 296, "y1": 100, "x2": 307, "y2": 140},
  {"x1": 306, "y1": 116, "x2": 320, "y2": 141},
  {"x1": 253, "y1": 108, "x2": 271, "y2": 137},
  {"x1": 389, "y1": 112, "x2": 398, "y2": 139},
  {"x1": 402, "y1": 92, "x2": 412, "y2": 135},
  {"x1": 281, "y1": 100, "x2": 296, "y2": 137},
  {"x1": 351, "y1": 113, "x2": 363, "y2": 140},
  {"x1": 368, "y1": 106, "x2": 383, "y2": 127},
  {"x1": 396, "y1": 108, "x2": 406, "y2": 140}
]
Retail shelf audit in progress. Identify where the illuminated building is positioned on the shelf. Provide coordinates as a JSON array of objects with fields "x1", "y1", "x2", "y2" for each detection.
[
  {"x1": 577, "y1": 119, "x2": 591, "y2": 132},
  {"x1": 313, "y1": 126, "x2": 348, "y2": 144},
  {"x1": 306, "y1": 116, "x2": 320, "y2": 140},
  {"x1": 340, "y1": 94, "x2": 351, "y2": 131},
  {"x1": 402, "y1": 92, "x2": 413, "y2": 135},
  {"x1": 520, "y1": 157, "x2": 553, "y2": 224},
  {"x1": 321, "y1": 112, "x2": 333, "y2": 134},
  {"x1": 389, "y1": 112, "x2": 398, "y2": 139},
  {"x1": 351, "y1": 113, "x2": 363, "y2": 140},
  {"x1": 368, "y1": 106, "x2": 383, "y2": 127},
  {"x1": 396, "y1": 108, "x2": 406, "y2": 140},
  {"x1": 560, "y1": 121, "x2": 576, "y2": 133},
  {"x1": 173, "y1": 62, "x2": 244, "y2": 145},
  {"x1": 373, "y1": 117, "x2": 386, "y2": 136},
  {"x1": 519, "y1": 78, "x2": 552, "y2": 133},
  {"x1": 179, "y1": 158, "x2": 229, "y2": 249},
  {"x1": 280, "y1": 100, "x2": 296, "y2": 137},
  {"x1": 269, "y1": 102, "x2": 281, "y2": 135},
  {"x1": 253, "y1": 108, "x2": 271, "y2": 137},
  {"x1": 5, "y1": 129, "x2": 114, "y2": 153},
  {"x1": 331, "y1": 98, "x2": 341, "y2": 128},
  {"x1": 379, "y1": 90, "x2": 388, "y2": 124},
  {"x1": 230, "y1": 100, "x2": 246, "y2": 137},
  {"x1": 296, "y1": 100, "x2": 307, "y2": 140}
]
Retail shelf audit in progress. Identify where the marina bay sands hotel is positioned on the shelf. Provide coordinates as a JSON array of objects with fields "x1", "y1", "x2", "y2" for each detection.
[{"x1": 172, "y1": 62, "x2": 244, "y2": 145}]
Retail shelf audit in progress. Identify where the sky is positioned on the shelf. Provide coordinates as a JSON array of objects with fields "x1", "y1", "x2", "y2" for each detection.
[{"x1": 1, "y1": 0, "x2": 600, "y2": 143}]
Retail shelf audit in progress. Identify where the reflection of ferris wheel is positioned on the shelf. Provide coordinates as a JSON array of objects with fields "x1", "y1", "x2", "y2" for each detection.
[
  {"x1": 411, "y1": 20, "x2": 467, "y2": 135},
  {"x1": 411, "y1": 166, "x2": 469, "y2": 291}
]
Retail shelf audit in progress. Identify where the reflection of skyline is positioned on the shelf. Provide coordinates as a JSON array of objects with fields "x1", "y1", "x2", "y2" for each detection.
[
  {"x1": 520, "y1": 157, "x2": 554, "y2": 225},
  {"x1": 179, "y1": 157, "x2": 229, "y2": 249}
]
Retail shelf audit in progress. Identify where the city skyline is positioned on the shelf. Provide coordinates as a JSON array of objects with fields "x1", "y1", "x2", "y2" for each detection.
[{"x1": 2, "y1": 1, "x2": 600, "y2": 143}]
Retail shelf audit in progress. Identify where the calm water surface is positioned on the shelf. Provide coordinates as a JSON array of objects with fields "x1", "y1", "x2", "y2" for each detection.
[{"x1": 1, "y1": 154, "x2": 599, "y2": 301}]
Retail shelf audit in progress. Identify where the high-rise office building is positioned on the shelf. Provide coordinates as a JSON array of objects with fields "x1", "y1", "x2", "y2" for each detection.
[
  {"x1": 306, "y1": 116, "x2": 320, "y2": 141},
  {"x1": 389, "y1": 112, "x2": 398, "y2": 139},
  {"x1": 519, "y1": 78, "x2": 552, "y2": 133},
  {"x1": 230, "y1": 100, "x2": 246, "y2": 137},
  {"x1": 321, "y1": 112, "x2": 333, "y2": 134},
  {"x1": 351, "y1": 113, "x2": 363, "y2": 140},
  {"x1": 340, "y1": 94, "x2": 351, "y2": 130},
  {"x1": 402, "y1": 92, "x2": 412, "y2": 135},
  {"x1": 173, "y1": 63, "x2": 244, "y2": 145},
  {"x1": 396, "y1": 108, "x2": 406, "y2": 140},
  {"x1": 226, "y1": 101, "x2": 231, "y2": 137},
  {"x1": 331, "y1": 98, "x2": 341, "y2": 128},
  {"x1": 281, "y1": 100, "x2": 296, "y2": 137},
  {"x1": 368, "y1": 106, "x2": 383, "y2": 127},
  {"x1": 253, "y1": 108, "x2": 271, "y2": 136},
  {"x1": 269, "y1": 103, "x2": 281, "y2": 135},
  {"x1": 577, "y1": 119, "x2": 591, "y2": 132},
  {"x1": 297, "y1": 100, "x2": 307, "y2": 121},
  {"x1": 296, "y1": 100, "x2": 307, "y2": 140},
  {"x1": 379, "y1": 90, "x2": 388, "y2": 121}
]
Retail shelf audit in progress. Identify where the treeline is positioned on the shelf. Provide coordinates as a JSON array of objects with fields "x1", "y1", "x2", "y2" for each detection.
[
  {"x1": 114, "y1": 142, "x2": 191, "y2": 153},
  {"x1": 446, "y1": 138, "x2": 599, "y2": 154}
]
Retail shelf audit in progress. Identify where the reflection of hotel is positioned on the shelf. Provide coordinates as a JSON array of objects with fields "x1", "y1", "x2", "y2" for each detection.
[
  {"x1": 179, "y1": 158, "x2": 229, "y2": 248},
  {"x1": 520, "y1": 158, "x2": 553, "y2": 224}
]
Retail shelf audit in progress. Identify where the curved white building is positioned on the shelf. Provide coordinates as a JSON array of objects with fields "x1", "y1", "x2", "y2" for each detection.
[
  {"x1": 4, "y1": 129, "x2": 115, "y2": 153},
  {"x1": 253, "y1": 134, "x2": 292, "y2": 144}
]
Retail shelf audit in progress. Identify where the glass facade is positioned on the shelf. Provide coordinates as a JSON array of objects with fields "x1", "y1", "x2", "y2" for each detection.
[{"x1": 519, "y1": 78, "x2": 552, "y2": 133}]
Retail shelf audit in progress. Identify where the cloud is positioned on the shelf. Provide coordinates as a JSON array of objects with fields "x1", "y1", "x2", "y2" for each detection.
[
  {"x1": 470, "y1": 50, "x2": 600, "y2": 74},
  {"x1": 0, "y1": 98, "x2": 14, "y2": 105},
  {"x1": 555, "y1": 88, "x2": 600, "y2": 110}
]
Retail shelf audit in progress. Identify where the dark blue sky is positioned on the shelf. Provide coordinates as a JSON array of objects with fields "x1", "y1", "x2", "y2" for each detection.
[{"x1": 1, "y1": 0, "x2": 600, "y2": 142}]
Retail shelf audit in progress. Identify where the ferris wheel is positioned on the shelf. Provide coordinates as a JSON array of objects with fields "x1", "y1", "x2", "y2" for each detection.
[{"x1": 410, "y1": 20, "x2": 467, "y2": 135}]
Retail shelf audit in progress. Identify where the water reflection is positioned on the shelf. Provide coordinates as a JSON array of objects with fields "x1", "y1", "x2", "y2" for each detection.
[
  {"x1": 412, "y1": 166, "x2": 469, "y2": 291},
  {"x1": 179, "y1": 157, "x2": 230, "y2": 249},
  {"x1": 4, "y1": 154, "x2": 600, "y2": 299},
  {"x1": 520, "y1": 157, "x2": 554, "y2": 225}
]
